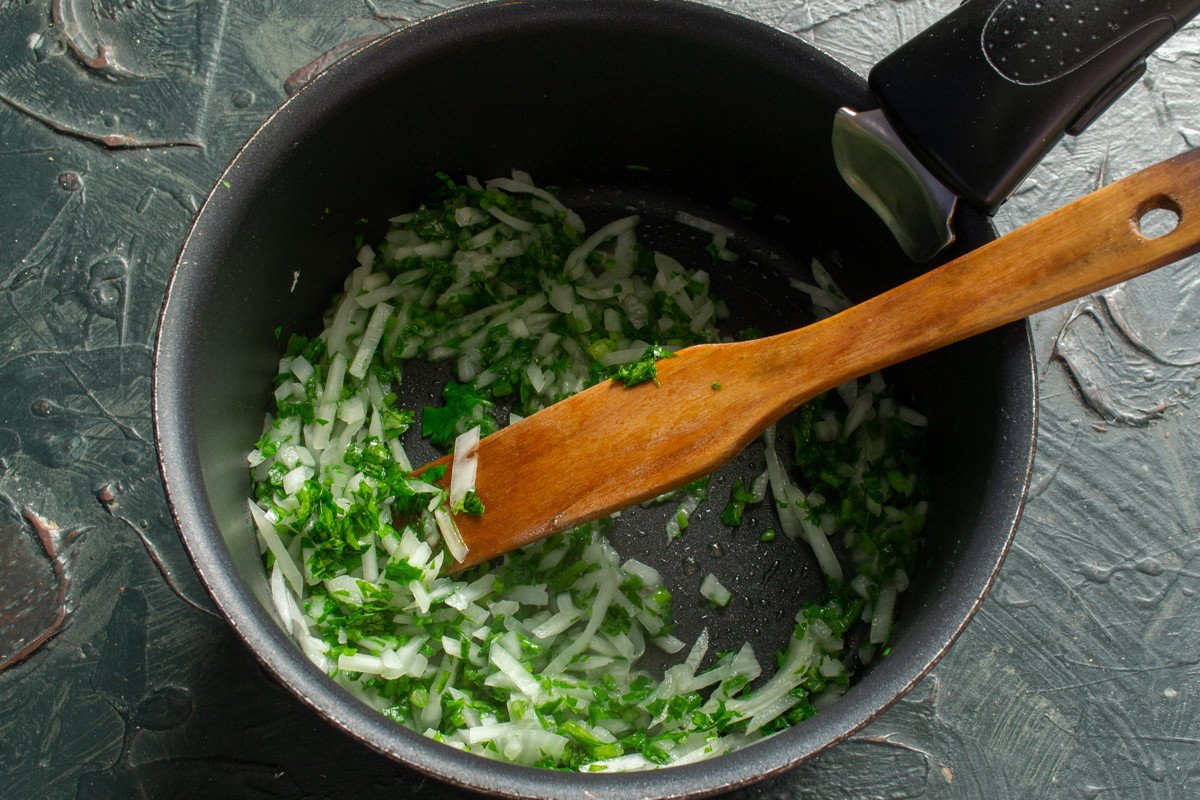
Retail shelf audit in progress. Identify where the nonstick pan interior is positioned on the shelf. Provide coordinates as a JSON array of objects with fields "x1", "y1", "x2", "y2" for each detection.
[{"x1": 155, "y1": 2, "x2": 1035, "y2": 796}]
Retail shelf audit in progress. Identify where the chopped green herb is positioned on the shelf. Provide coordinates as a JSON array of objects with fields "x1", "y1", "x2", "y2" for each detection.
[
  {"x1": 421, "y1": 464, "x2": 447, "y2": 483},
  {"x1": 720, "y1": 478, "x2": 760, "y2": 527},
  {"x1": 381, "y1": 406, "x2": 416, "y2": 439},
  {"x1": 454, "y1": 490, "x2": 485, "y2": 516},
  {"x1": 384, "y1": 559, "x2": 424, "y2": 583},
  {"x1": 611, "y1": 344, "x2": 675, "y2": 387},
  {"x1": 422, "y1": 381, "x2": 498, "y2": 451}
]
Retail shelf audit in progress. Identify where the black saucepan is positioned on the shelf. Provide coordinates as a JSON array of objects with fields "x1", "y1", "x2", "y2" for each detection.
[{"x1": 152, "y1": 1, "x2": 1195, "y2": 797}]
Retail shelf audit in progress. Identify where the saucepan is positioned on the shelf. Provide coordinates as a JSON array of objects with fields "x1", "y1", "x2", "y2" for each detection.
[{"x1": 153, "y1": 1, "x2": 1198, "y2": 797}]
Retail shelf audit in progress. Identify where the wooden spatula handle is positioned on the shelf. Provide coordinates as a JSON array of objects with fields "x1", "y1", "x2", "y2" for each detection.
[{"x1": 754, "y1": 147, "x2": 1200, "y2": 409}]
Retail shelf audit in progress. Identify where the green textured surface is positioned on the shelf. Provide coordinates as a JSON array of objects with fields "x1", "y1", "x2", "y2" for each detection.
[{"x1": 1, "y1": 1, "x2": 1199, "y2": 797}]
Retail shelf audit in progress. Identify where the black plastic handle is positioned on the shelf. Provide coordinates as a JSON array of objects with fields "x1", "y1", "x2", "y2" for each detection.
[{"x1": 869, "y1": 0, "x2": 1200, "y2": 211}]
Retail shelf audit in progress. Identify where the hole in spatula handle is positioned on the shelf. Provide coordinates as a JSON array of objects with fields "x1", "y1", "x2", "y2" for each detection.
[{"x1": 1135, "y1": 195, "x2": 1182, "y2": 239}]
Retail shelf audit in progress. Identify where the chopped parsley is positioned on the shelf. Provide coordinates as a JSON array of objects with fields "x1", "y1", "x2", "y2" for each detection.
[
  {"x1": 611, "y1": 344, "x2": 676, "y2": 387},
  {"x1": 422, "y1": 381, "x2": 499, "y2": 451},
  {"x1": 720, "y1": 478, "x2": 760, "y2": 527},
  {"x1": 453, "y1": 490, "x2": 485, "y2": 516}
]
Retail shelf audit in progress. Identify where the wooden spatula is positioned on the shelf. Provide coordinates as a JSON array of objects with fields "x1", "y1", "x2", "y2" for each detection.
[{"x1": 424, "y1": 148, "x2": 1200, "y2": 570}]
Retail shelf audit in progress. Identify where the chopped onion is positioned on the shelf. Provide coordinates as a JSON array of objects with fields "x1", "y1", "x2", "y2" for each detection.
[
  {"x1": 487, "y1": 205, "x2": 536, "y2": 232},
  {"x1": 490, "y1": 645, "x2": 542, "y2": 701},
  {"x1": 870, "y1": 582, "x2": 898, "y2": 644},
  {"x1": 449, "y1": 426, "x2": 481, "y2": 508},
  {"x1": 621, "y1": 558, "x2": 663, "y2": 588},
  {"x1": 248, "y1": 500, "x2": 303, "y2": 594},
  {"x1": 673, "y1": 210, "x2": 733, "y2": 239},
  {"x1": 434, "y1": 507, "x2": 469, "y2": 563},
  {"x1": 564, "y1": 215, "x2": 639, "y2": 278},
  {"x1": 699, "y1": 574, "x2": 732, "y2": 607}
]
